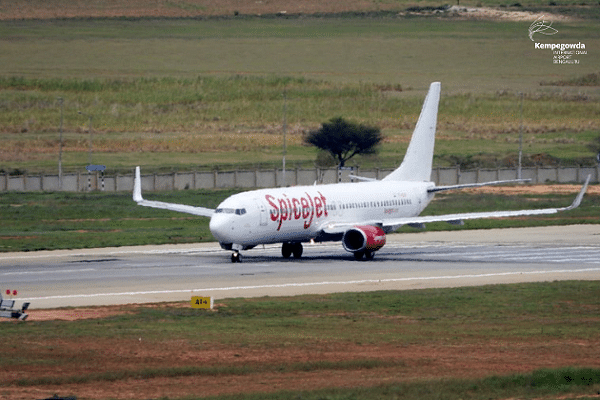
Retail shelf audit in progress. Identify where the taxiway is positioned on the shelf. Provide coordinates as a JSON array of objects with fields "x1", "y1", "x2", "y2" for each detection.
[{"x1": 1, "y1": 225, "x2": 599, "y2": 309}]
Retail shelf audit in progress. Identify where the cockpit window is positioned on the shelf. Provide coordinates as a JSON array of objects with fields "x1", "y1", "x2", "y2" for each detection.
[{"x1": 215, "y1": 208, "x2": 246, "y2": 215}]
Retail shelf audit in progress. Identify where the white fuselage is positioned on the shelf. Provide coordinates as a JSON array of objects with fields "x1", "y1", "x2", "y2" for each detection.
[
  {"x1": 133, "y1": 81, "x2": 588, "y2": 262},
  {"x1": 209, "y1": 180, "x2": 435, "y2": 248}
]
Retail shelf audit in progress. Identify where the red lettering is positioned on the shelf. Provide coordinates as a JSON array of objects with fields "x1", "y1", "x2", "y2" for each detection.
[
  {"x1": 278, "y1": 198, "x2": 287, "y2": 230},
  {"x1": 292, "y1": 198, "x2": 301, "y2": 220},
  {"x1": 285, "y1": 196, "x2": 292, "y2": 221},
  {"x1": 301, "y1": 197, "x2": 310, "y2": 219},
  {"x1": 314, "y1": 196, "x2": 323, "y2": 218},
  {"x1": 265, "y1": 192, "x2": 328, "y2": 231},
  {"x1": 266, "y1": 195, "x2": 279, "y2": 222},
  {"x1": 304, "y1": 192, "x2": 314, "y2": 229},
  {"x1": 318, "y1": 191, "x2": 328, "y2": 217}
]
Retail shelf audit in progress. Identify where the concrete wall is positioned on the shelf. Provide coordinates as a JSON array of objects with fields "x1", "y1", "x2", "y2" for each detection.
[{"x1": 2, "y1": 166, "x2": 598, "y2": 192}]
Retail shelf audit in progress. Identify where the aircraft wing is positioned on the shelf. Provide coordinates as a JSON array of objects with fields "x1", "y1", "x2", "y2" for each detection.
[
  {"x1": 321, "y1": 175, "x2": 590, "y2": 234},
  {"x1": 133, "y1": 167, "x2": 215, "y2": 217}
]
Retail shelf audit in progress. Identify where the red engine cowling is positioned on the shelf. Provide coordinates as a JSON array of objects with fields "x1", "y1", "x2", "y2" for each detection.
[{"x1": 342, "y1": 225, "x2": 386, "y2": 253}]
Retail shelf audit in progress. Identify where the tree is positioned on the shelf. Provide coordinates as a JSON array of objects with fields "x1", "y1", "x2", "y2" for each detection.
[{"x1": 304, "y1": 117, "x2": 383, "y2": 168}]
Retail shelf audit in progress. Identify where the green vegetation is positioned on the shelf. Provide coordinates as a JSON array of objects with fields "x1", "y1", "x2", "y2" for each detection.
[
  {"x1": 2, "y1": 281, "x2": 599, "y2": 399},
  {"x1": 541, "y1": 72, "x2": 600, "y2": 87},
  {"x1": 205, "y1": 368, "x2": 600, "y2": 400},
  {"x1": 1, "y1": 16, "x2": 599, "y2": 174},
  {"x1": 0, "y1": 75, "x2": 599, "y2": 174},
  {"x1": 4, "y1": 281, "x2": 600, "y2": 345},
  {"x1": 0, "y1": 189, "x2": 237, "y2": 251},
  {"x1": 1, "y1": 189, "x2": 597, "y2": 252}
]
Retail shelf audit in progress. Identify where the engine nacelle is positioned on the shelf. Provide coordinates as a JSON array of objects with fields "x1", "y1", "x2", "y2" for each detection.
[{"x1": 342, "y1": 225, "x2": 386, "y2": 253}]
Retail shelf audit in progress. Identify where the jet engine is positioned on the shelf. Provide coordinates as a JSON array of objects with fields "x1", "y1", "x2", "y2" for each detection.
[{"x1": 342, "y1": 225, "x2": 386, "y2": 259}]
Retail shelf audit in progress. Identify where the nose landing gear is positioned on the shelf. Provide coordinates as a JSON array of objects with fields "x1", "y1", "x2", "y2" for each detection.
[{"x1": 231, "y1": 251, "x2": 242, "y2": 263}]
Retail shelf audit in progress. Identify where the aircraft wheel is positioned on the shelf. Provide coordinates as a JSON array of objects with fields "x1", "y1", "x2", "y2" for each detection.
[
  {"x1": 364, "y1": 251, "x2": 375, "y2": 260},
  {"x1": 292, "y1": 243, "x2": 303, "y2": 259},
  {"x1": 281, "y1": 243, "x2": 292, "y2": 259},
  {"x1": 231, "y1": 252, "x2": 241, "y2": 263},
  {"x1": 354, "y1": 251, "x2": 364, "y2": 260}
]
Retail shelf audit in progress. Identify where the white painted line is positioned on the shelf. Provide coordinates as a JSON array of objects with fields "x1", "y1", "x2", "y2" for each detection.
[
  {"x1": 19, "y1": 267, "x2": 600, "y2": 302},
  {"x1": 1, "y1": 268, "x2": 96, "y2": 276}
]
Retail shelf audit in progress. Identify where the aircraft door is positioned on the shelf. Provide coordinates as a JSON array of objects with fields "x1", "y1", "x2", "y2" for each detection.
[{"x1": 257, "y1": 200, "x2": 268, "y2": 226}]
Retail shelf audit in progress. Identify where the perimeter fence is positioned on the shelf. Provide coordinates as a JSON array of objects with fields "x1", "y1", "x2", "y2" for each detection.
[{"x1": 1, "y1": 166, "x2": 599, "y2": 192}]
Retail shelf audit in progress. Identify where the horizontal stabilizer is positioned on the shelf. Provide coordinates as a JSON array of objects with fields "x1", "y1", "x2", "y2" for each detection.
[
  {"x1": 428, "y1": 179, "x2": 531, "y2": 193},
  {"x1": 348, "y1": 174, "x2": 377, "y2": 182}
]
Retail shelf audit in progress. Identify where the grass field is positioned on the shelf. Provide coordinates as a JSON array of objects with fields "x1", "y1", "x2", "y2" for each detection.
[
  {"x1": 1, "y1": 188, "x2": 597, "y2": 252},
  {"x1": 1, "y1": 281, "x2": 599, "y2": 399},
  {"x1": 1, "y1": 12, "x2": 599, "y2": 174}
]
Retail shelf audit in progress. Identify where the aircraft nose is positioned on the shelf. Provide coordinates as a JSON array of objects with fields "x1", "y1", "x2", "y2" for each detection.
[{"x1": 209, "y1": 215, "x2": 231, "y2": 242}]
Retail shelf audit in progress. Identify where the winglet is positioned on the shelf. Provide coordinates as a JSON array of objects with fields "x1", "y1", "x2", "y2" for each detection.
[
  {"x1": 133, "y1": 166, "x2": 143, "y2": 203},
  {"x1": 562, "y1": 174, "x2": 591, "y2": 211}
]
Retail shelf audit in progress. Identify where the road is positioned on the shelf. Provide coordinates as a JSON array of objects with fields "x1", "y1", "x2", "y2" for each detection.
[{"x1": 1, "y1": 225, "x2": 599, "y2": 309}]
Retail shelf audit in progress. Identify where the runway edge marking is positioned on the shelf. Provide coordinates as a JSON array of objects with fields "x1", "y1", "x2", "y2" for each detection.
[{"x1": 19, "y1": 267, "x2": 600, "y2": 302}]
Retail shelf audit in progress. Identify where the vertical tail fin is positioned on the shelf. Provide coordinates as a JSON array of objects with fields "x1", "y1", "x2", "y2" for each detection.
[{"x1": 383, "y1": 82, "x2": 441, "y2": 182}]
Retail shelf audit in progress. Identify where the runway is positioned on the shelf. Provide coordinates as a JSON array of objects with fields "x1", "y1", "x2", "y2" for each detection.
[{"x1": 1, "y1": 225, "x2": 599, "y2": 309}]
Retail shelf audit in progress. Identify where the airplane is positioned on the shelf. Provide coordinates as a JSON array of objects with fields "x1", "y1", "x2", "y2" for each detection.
[{"x1": 133, "y1": 82, "x2": 590, "y2": 263}]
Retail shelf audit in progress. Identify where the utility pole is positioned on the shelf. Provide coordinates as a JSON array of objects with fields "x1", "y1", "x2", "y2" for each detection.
[
  {"x1": 78, "y1": 111, "x2": 93, "y2": 165},
  {"x1": 282, "y1": 90, "x2": 287, "y2": 187},
  {"x1": 58, "y1": 98, "x2": 64, "y2": 190},
  {"x1": 518, "y1": 93, "x2": 524, "y2": 180}
]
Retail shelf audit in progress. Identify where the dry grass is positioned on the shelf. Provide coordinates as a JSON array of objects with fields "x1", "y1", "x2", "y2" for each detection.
[
  {"x1": 0, "y1": 0, "x2": 405, "y2": 20},
  {"x1": 0, "y1": 130, "x2": 306, "y2": 161}
]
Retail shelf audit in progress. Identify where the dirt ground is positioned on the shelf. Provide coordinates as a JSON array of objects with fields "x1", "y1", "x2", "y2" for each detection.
[
  {"x1": 464, "y1": 182, "x2": 600, "y2": 195},
  {"x1": 2, "y1": 305, "x2": 600, "y2": 400}
]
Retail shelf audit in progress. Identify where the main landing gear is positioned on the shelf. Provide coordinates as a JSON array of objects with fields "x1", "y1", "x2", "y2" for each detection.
[
  {"x1": 354, "y1": 250, "x2": 375, "y2": 261},
  {"x1": 230, "y1": 243, "x2": 303, "y2": 263},
  {"x1": 281, "y1": 242, "x2": 303, "y2": 259}
]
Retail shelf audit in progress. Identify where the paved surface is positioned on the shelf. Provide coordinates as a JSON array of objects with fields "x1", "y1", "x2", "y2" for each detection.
[{"x1": 1, "y1": 225, "x2": 599, "y2": 309}]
